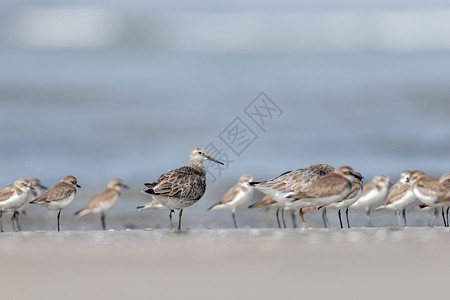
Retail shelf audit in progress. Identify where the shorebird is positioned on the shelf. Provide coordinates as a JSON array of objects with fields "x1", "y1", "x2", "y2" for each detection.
[
  {"x1": 137, "y1": 200, "x2": 174, "y2": 227},
  {"x1": 208, "y1": 175, "x2": 254, "y2": 228},
  {"x1": 248, "y1": 195, "x2": 300, "y2": 228},
  {"x1": 249, "y1": 163, "x2": 335, "y2": 228},
  {"x1": 374, "y1": 171, "x2": 416, "y2": 226},
  {"x1": 15, "y1": 178, "x2": 48, "y2": 230},
  {"x1": 288, "y1": 166, "x2": 363, "y2": 228},
  {"x1": 30, "y1": 175, "x2": 81, "y2": 231},
  {"x1": 142, "y1": 147, "x2": 223, "y2": 230},
  {"x1": 75, "y1": 178, "x2": 128, "y2": 230},
  {"x1": 323, "y1": 173, "x2": 363, "y2": 228},
  {"x1": 350, "y1": 174, "x2": 390, "y2": 227},
  {"x1": 439, "y1": 173, "x2": 450, "y2": 225},
  {"x1": 0, "y1": 178, "x2": 33, "y2": 232},
  {"x1": 249, "y1": 195, "x2": 283, "y2": 228},
  {"x1": 410, "y1": 170, "x2": 449, "y2": 227}
]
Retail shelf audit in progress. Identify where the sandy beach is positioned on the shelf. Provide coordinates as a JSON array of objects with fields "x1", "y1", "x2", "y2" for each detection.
[{"x1": 1, "y1": 227, "x2": 449, "y2": 300}]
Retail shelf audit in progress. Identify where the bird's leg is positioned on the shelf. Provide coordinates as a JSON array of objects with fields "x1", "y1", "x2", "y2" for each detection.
[
  {"x1": 281, "y1": 209, "x2": 287, "y2": 228},
  {"x1": 401, "y1": 209, "x2": 407, "y2": 227},
  {"x1": 0, "y1": 211, "x2": 3, "y2": 232},
  {"x1": 431, "y1": 208, "x2": 438, "y2": 228},
  {"x1": 345, "y1": 208, "x2": 350, "y2": 228},
  {"x1": 101, "y1": 213, "x2": 106, "y2": 230},
  {"x1": 442, "y1": 207, "x2": 447, "y2": 227},
  {"x1": 14, "y1": 211, "x2": 21, "y2": 231},
  {"x1": 276, "y1": 208, "x2": 281, "y2": 228},
  {"x1": 365, "y1": 207, "x2": 373, "y2": 227},
  {"x1": 445, "y1": 206, "x2": 450, "y2": 229},
  {"x1": 322, "y1": 207, "x2": 329, "y2": 228},
  {"x1": 291, "y1": 210, "x2": 297, "y2": 228},
  {"x1": 57, "y1": 209, "x2": 61, "y2": 232},
  {"x1": 395, "y1": 210, "x2": 401, "y2": 227},
  {"x1": 11, "y1": 211, "x2": 17, "y2": 232},
  {"x1": 299, "y1": 209, "x2": 307, "y2": 229},
  {"x1": 338, "y1": 209, "x2": 343, "y2": 229},
  {"x1": 169, "y1": 210, "x2": 174, "y2": 228},
  {"x1": 232, "y1": 211, "x2": 238, "y2": 229},
  {"x1": 178, "y1": 209, "x2": 183, "y2": 230}
]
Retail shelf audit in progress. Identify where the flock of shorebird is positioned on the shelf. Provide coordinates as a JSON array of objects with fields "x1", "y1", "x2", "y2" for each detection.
[{"x1": 0, "y1": 147, "x2": 449, "y2": 231}]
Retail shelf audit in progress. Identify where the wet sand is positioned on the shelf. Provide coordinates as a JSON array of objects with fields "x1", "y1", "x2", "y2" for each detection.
[{"x1": 1, "y1": 227, "x2": 449, "y2": 300}]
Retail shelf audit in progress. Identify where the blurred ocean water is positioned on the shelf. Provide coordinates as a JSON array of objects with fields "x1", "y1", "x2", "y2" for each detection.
[{"x1": 0, "y1": 0, "x2": 449, "y2": 192}]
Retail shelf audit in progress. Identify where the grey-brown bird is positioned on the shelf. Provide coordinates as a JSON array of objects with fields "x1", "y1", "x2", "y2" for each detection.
[
  {"x1": 75, "y1": 179, "x2": 128, "y2": 230},
  {"x1": 30, "y1": 175, "x2": 81, "y2": 231}
]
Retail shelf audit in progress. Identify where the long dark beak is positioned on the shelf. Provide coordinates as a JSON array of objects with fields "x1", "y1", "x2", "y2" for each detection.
[
  {"x1": 41, "y1": 185, "x2": 48, "y2": 190},
  {"x1": 353, "y1": 173, "x2": 363, "y2": 181},
  {"x1": 77, "y1": 184, "x2": 82, "y2": 188},
  {"x1": 30, "y1": 186, "x2": 35, "y2": 190},
  {"x1": 122, "y1": 184, "x2": 129, "y2": 189},
  {"x1": 206, "y1": 155, "x2": 224, "y2": 165}
]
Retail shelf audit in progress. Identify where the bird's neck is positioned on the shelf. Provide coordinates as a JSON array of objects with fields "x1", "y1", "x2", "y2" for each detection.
[{"x1": 189, "y1": 159, "x2": 205, "y2": 174}]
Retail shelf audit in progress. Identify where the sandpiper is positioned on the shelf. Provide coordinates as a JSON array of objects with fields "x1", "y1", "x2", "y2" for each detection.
[
  {"x1": 250, "y1": 163, "x2": 335, "y2": 228},
  {"x1": 0, "y1": 178, "x2": 33, "y2": 232},
  {"x1": 288, "y1": 167, "x2": 362, "y2": 227},
  {"x1": 137, "y1": 199, "x2": 175, "y2": 227},
  {"x1": 142, "y1": 147, "x2": 223, "y2": 230},
  {"x1": 439, "y1": 173, "x2": 450, "y2": 225},
  {"x1": 350, "y1": 174, "x2": 390, "y2": 227},
  {"x1": 249, "y1": 195, "x2": 282, "y2": 228},
  {"x1": 374, "y1": 171, "x2": 416, "y2": 226},
  {"x1": 324, "y1": 173, "x2": 363, "y2": 228},
  {"x1": 208, "y1": 175, "x2": 254, "y2": 228},
  {"x1": 30, "y1": 175, "x2": 81, "y2": 231},
  {"x1": 17, "y1": 178, "x2": 47, "y2": 216},
  {"x1": 75, "y1": 178, "x2": 128, "y2": 230},
  {"x1": 410, "y1": 170, "x2": 449, "y2": 227}
]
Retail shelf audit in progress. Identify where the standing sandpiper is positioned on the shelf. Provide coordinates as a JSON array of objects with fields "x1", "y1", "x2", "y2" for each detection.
[
  {"x1": 208, "y1": 175, "x2": 254, "y2": 228},
  {"x1": 30, "y1": 175, "x2": 81, "y2": 231},
  {"x1": 142, "y1": 147, "x2": 223, "y2": 230},
  {"x1": 0, "y1": 178, "x2": 34, "y2": 232},
  {"x1": 75, "y1": 178, "x2": 128, "y2": 230}
]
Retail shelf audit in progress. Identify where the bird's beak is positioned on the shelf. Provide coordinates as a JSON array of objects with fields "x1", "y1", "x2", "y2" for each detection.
[
  {"x1": 353, "y1": 173, "x2": 363, "y2": 181},
  {"x1": 405, "y1": 178, "x2": 410, "y2": 183},
  {"x1": 206, "y1": 155, "x2": 224, "y2": 165},
  {"x1": 41, "y1": 185, "x2": 48, "y2": 190},
  {"x1": 30, "y1": 186, "x2": 35, "y2": 190},
  {"x1": 77, "y1": 184, "x2": 81, "y2": 188},
  {"x1": 122, "y1": 184, "x2": 129, "y2": 189}
]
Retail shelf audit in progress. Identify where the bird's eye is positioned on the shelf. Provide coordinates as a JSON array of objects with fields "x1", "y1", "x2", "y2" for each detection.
[{"x1": 198, "y1": 151, "x2": 202, "y2": 154}]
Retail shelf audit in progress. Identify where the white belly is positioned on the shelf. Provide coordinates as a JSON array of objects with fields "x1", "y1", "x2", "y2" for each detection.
[
  {"x1": 42, "y1": 193, "x2": 75, "y2": 210},
  {"x1": 152, "y1": 195, "x2": 197, "y2": 210},
  {"x1": 0, "y1": 190, "x2": 31, "y2": 211}
]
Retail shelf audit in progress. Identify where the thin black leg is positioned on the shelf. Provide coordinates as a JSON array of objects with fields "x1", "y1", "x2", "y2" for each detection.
[
  {"x1": 281, "y1": 209, "x2": 287, "y2": 228},
  {"x1": 291, "y1": 211, "x2": 297, "y2": 228},
  {"x1": 445, "y1": 207, "x2": 450, "y2": 229},
  {"x1": 169, "y1": 210, "x2": 174, "y2": 228},
  {"x1": 232, "y1": 211, "x2": 238, "y2": 228},
  {"x1": 402, "y1": 209, "x2": 407, "y2": 227},
  {"x1": 0, "y1": 211, "x2": 2, "y2": 232},
  {"x1": 178, "y1": 209, "x2": 183, "y2": 230},
  {"x1": 101, "y1": 213, "x2": 106, "y2": 230},
  {"x1": 442, "y1": 207, "x2": 447, "y2": 227},
  {"x1": 345, "y1": 208, "x2": 350, "y2": 228},
  {"x1": 276, "y1": 208, "x2": 281, "y2": 228},
  {"x1": 11, "y1": 212, "x2": 17, "y2": 232},
  {"x1": 57, "y1": 209, "x2": 61, "y2": 232},
  {"x1": 338, "y1": 209, "x2": 343, "y2": 228}
]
